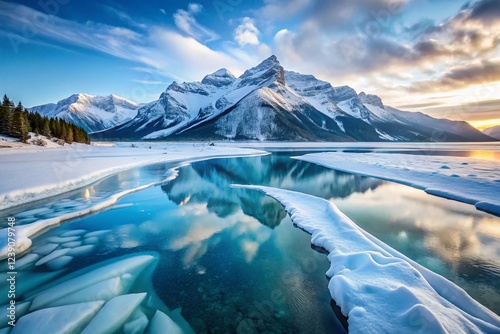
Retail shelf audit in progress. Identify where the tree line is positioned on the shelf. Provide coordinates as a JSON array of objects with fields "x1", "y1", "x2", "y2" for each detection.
[{"x1": 0, "y1": 94, "x2": 90, "y2": 144}]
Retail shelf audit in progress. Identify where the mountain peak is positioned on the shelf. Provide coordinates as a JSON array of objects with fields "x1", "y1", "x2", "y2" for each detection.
[
  {"x1": 240, "y1": 55, "x2": 285, "y2": 86},
  {"x1": 201, "y1": 68, "x2": 236, "y2": 87},
  {"x1": 62, "y1": 93, "x2": 92, "y2": 105},
  {"x1": 213, "y1": 68, "x2": 235, "y2": 77},
  {"x1": 256, "y1": 55, "x2": 281, "y2": 69},
  {"x1": 267, "y1": 54, "x2": 279, "y2": 63},
  {"x1": 358, "y1": 92, "x2": 384, "y2": 109}
]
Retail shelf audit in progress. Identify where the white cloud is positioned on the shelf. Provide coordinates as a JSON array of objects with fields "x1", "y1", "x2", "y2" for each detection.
[
  {"x1": 173, "y1": 4, "x2": 219, "y2": 43},
  {"x1": 188, "y1": 3, "x2": 203, "y2": 14},
  {"x1": 234, "y1": 17, "x2": 260, "y2": 46}
]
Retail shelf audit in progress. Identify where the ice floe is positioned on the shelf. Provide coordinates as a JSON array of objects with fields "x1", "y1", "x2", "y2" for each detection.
[
  {"x1": 11, "y1": 301, "x2": 104, "y2": 334},
  {"x1": 83, "y1": 237, "x2": 100, "y2": 245},
  {"x1": 45, "y1": 256, "x2": 74, "y2": 270},
  {"x1": 60, "y1": 229, "x2": 87, "y2": 237},
  {"x1": 35, "y1": 248, "x2": 71, "y2": 266},
  {"x1": 81, "y1": 293, "x2": 147, "y2": 334},
  {"x1": 235, "y1": 185, "x2": 500, "y2": 333},
  {"x1": 32, "y1": 243, "x2": 59, "y2": 255},
  {"x1": 123, "y1": 310, "x2": 149, "y2": 334},
  {"x1": 15, "y1": 253, "x2": 39, "y2": 269},
  {"x1": 68, "y1": 244, "x2": 95, "y2": 257},
  {"x1": 45, "y1": 276, "x2": 130, "y2": 308},
  {"x1": 295, "y1": 152, "x2": 500, "y2": 216},
  {"x1": 3, "y1": 253, "x2": 193, "y2": 333},
  {"x1": 29, "y1": 254, "x2": 156, "y2": 310},
  {"x1": 84, "y1": 230, "x2": 111, "y2": 238},
  {"x1": 148, "y1": 310, "x2": 183, "y2": 334},
  {"x1": 0, "y1": 301, "x2": 31, "y2": 328},
  {"x1": 60, "y1": 241, "x2": 82, "y2": 248}
]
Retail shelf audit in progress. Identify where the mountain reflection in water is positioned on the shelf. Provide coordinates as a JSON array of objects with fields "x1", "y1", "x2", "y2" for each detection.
[{"x1": 161, "y1": 154, "x2": 383, "y2": 229}]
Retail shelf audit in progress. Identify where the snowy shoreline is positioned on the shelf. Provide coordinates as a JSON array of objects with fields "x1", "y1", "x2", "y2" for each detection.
[{"x1": 0, "y1": 141, "x2": 267, "y2": 211}]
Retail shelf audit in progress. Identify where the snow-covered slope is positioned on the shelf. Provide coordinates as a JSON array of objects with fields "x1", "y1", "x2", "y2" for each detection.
[
  {"x1": 99, "y1": 56, "x2": 352, "y2": 141},
  {"x1": 31, "y1": 94, "x2": 140, "y2": 133},
  {"x1": 483, "y1": 125, "x2": 500, "y2": 140},
  {"x1": 94, "y1": 56, "x2": 494, "y2": 142}
]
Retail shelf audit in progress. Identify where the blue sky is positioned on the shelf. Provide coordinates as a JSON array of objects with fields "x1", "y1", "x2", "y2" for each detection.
[{"x1": 0, "y1": 0, "x2": 499, "y2": 128}]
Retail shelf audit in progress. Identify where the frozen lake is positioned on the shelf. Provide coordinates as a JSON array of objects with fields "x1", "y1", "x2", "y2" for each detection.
[{"x1": 1, "y1": 145, "x2": 499, "y2": 333}]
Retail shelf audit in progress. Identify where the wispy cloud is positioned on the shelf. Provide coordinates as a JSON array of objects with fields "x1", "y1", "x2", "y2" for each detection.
[
  {"x1": 173, "y1": 3, "x2": 219, "y2": 43},
  {"x1": 0, "y1": 1, "x2": 248, "y2": 82},
  {"x1": 409, "y1": 59, "x2": 500, "y2": 93},
  {"x1": 132, "y1": 79, "x2": 170, "y2": 85},
  {"x1": 102, "y1": 4, "x2": 147, "y2": 30}
]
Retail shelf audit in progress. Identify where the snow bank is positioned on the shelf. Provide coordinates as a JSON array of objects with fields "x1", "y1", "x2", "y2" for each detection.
[
  {"x1": 234, "y1": 185, "x2": 500, "y2": 333},
  {"x1": 0, "y1": 142, "x2": 266, "y2": 211},
  {"x1": 295, "y1": 152, "x2": 500, "y2": 216}
]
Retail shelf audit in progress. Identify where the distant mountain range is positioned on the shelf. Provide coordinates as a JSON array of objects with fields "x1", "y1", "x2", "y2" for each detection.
[
  {"x1": 483, "y1": 126, "x2": 500, "y2": 140},
  {"x1": 30, "y1": 94, "x2": 140, "y2": 133},
  {"x1": 32, "y1": 56, "x2": 495, "y2": 141}
]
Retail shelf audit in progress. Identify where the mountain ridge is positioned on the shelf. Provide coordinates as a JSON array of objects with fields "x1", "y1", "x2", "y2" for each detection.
[
  {"x1": 35, "y1": 55, "x2": 495, "y2": 142},
  {"x1": 483, "y1": 125, "x2": 500, "y2": 140},
  {"x1": 30, "y1": 93, "x2": 140, "y2": 133}
]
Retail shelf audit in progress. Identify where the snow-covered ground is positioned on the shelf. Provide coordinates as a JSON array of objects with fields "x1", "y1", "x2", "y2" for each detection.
[
  {"x1": 295, "y1": 152, "x2": 500, "y2": 216},
  {"x1": 235, "y1": 185, "x2": 500, "y2": 333},
  {"x1": 0, "y1": 133, "x2": 65, "y2": 149},
  {"x1": 0, "y1": 141, "x2": 266, "y2": 211}
]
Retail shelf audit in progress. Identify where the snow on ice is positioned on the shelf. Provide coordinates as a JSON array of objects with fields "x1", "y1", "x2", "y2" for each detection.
[
  {"x1": 295, "y1": 152, "x2": 500, "y2": 216},
  {"x1": 235, "y1": 185, "x2": 500, "y2": 333}
]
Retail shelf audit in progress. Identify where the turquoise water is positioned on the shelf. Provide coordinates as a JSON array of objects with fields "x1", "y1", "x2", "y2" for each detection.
[{"x1": 2, "y1": 153, "x2": 500, "y2": 333}]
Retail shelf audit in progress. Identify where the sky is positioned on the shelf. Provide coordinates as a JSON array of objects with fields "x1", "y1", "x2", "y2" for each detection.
[{"x1": 0, "y1": 0, "x2": 499, "y2": 129}]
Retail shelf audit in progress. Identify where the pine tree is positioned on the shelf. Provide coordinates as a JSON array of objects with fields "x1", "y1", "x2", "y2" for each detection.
[
  {"x1": 0, "y1": 102, "x2": 7, "y2": 135},
  {"x1": 0, "y1": 95, "x2": 13, "y2": 135},
  {"x1": 61, "y1": 122, "x2": 67, "y2": 141},
  {"x1": 42, "y1": 118, "x2": 51, "y2": 137},
  {"x1": 66, "y1": 125, "x2": 74, "y2": 143}
]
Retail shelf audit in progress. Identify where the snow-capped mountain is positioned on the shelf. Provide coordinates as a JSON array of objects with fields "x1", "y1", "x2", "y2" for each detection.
[
  {"x1": 31, "y1": 94, "x2": 140, "y2": 133},
  {"x1": 483, "y1": 125, "x2": 500, "y2": 140},
  {"x1": 95, "y1": 56, "x2": 494, "y2": 142}
]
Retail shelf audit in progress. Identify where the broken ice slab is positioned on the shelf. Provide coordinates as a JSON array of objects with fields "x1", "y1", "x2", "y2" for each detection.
[
  {"x1": 11, "y1": 301, "x2": 104, "y2": 334},
  {"x1": 81, "y1": 293, "x2": 147, "y2": 334}
]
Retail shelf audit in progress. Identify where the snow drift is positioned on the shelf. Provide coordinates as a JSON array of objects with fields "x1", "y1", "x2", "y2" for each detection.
[{"x1": 234, "y1": 185, "x2": 500, "y2": 333}]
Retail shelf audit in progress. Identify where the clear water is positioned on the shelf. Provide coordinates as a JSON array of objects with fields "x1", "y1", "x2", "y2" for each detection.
[{"x1": 2, "y1": 151, "x2": 500, "y2": 333}]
